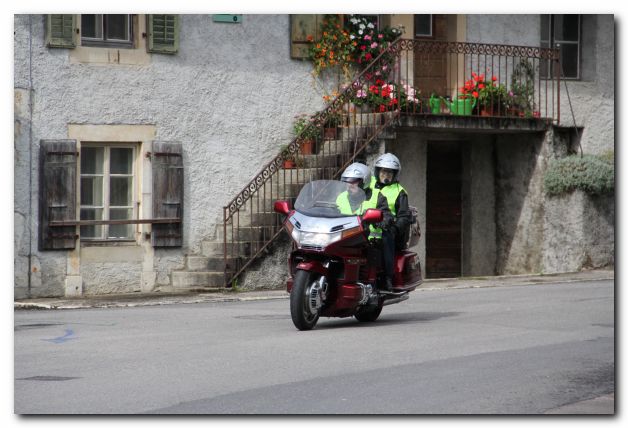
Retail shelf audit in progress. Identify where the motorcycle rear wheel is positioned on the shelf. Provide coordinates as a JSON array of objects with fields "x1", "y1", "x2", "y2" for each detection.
[
  {"x1": 354, "y1": 304, "x2": 382, "y2": 322},
  {"x1": 290, "y1": 270, "x2": 321, "y2": 330}
]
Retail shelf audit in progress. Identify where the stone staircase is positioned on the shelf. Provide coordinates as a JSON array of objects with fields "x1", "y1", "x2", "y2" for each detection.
[{"x1": 170, "y1": 112, "x2": 398, "y2": 291}]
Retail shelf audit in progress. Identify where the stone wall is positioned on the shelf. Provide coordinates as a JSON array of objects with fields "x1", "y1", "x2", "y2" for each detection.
[{"x1": 543, "y1": 191, "x2": 615, "y2": 273}]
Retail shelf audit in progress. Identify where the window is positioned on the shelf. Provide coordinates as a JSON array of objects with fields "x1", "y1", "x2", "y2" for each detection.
[
  {"x1": 81, "y1": 14, "x2": 133, "y2": 48},
  {"x1": 80, "y1": 144, "x2": 137, "y2": 240},
  {"x1": 414, "y1": 15, "x2": 433, "y2": 38},
  {"x1": 541, "y1": 14, "x2": 581, "y2": 79}
]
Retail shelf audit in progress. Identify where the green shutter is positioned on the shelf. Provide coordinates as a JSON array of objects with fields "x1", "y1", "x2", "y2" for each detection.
[
  {"x1": 290, "y1": 14, "x2": 324, "y2": 59},
  {"x1": 46, "y1": 14, "x2": 76, "y2": 48},
  {"x1": 147, "y1": 15, "x2": 179, "y2": 54}
]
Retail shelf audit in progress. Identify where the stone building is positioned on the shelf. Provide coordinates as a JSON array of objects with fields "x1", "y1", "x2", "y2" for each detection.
[{"x1": 13, "y1": 14, "x2": 614, "y2": 298}]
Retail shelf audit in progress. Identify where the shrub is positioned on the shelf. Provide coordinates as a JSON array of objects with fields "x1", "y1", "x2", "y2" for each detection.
[{"x1": 544, "y1": 154, "x2": 615, "y2": 196}]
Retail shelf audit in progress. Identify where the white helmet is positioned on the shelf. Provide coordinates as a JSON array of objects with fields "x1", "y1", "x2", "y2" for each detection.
[
  {"x1": 341, "y1": 162, "x2": 371, "y2": 190},
  {"x1": 374, "y1": 153, "x2": 401, "y2": 183}
]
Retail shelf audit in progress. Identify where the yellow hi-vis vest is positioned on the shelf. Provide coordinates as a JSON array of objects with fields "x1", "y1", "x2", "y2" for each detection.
[
  {"x1": 378, "y1": 183, "x2": 405, "y2": 215},
  {"x1": 336, "y1": 189, "x2": 383, "y2": 240}
]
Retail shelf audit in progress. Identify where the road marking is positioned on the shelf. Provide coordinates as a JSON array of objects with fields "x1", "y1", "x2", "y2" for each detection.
[{"x1": 42, "y1": 328, "x2": 77, "y2": 344}]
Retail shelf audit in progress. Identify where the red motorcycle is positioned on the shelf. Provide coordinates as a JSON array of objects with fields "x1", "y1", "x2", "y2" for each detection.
[{"x1": 274, "y1": 180, "x2": 422, "y2": 330}]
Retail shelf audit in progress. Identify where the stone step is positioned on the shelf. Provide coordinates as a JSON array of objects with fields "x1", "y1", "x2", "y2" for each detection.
[
  {"x1": 302, "y1": 153, "x2": 343, "y2": 168},
  {"x1": 319, "y1": 138, "x2": 355, "y2": 154},
  {"x1": 347, "y1": 110, "x2": 396, "y2": 126},
  {"x1": 171, "y1": 271, "x2": 225, "y2": 289},
  {"x1": 217, "y1": 224, "x2": 283, "y2": 242},
  {"x1": 202, "y1": 240, "x2": 267, "y2": 258}
]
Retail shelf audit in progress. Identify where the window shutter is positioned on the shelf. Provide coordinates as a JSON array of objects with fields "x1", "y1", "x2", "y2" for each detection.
[
  {"x1": 39, "y1": 140, "x2": 78, "y2": 250},
  {"x1": 46, "y1": 14, "x2": 76, "y2": 48},
  {"x1": 147, "y1": 14, "x2": 180, "y2": 54},
  {"x1": 152, "y1": 141, "x2": 183, "y2": 247},
  {"x1": 290, "y1": 14, "x2": 324, "y2": 59}
]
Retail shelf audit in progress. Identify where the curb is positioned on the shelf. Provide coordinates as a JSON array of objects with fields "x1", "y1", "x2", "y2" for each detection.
[{"x1": 14, "y1": 270, "x2": 614, "y2": 310}]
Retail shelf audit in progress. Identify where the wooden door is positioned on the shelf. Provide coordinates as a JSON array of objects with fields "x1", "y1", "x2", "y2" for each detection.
[
  {"x1": 426, "y1": 142, "x2": 462, "y2": 278},
  {"x1": 413, "y1": 14, "x2": 449, "y2": 97}
]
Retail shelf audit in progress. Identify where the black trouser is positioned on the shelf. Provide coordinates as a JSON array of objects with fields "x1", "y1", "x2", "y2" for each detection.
[{"x1": 382, "y1": 230, "x2": 395, "y2": 281}]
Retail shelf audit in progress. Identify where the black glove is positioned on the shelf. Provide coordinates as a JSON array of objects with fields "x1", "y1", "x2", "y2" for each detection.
[{"x1": 376, "y1": 217, "x2": 393, "y2": 231}]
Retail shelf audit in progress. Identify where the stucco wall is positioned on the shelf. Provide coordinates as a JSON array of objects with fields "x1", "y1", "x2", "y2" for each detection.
[
  {"x1": 389, "y1": 132, "x2": 427, "y2": 274},
  {"x1": 466, "y1": 14, "x2": 540, "y2": 46},
  {"x1": 462, "y1": 138, "x2": 497, "y2": 276},
  {"x1": 14, "y1": 14, "x2": 323, "y2": 297},
  {"x1": 495, "y1": 134, "x2": 546, "y2": 275}
]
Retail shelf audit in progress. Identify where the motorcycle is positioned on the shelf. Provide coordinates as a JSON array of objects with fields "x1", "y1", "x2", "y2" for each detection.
[{"x1": 274, "y1": 180, "x2": 422, "y2": 330}]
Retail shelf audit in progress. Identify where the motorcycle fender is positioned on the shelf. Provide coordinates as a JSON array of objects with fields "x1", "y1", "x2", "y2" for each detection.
[{"x1": 295, "y1": 260, "x2": 329, "y2": 276}]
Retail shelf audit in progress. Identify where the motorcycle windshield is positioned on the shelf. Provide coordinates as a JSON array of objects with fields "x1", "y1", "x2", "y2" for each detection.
[{"x1": 294, "y1": 180, "x2": 366, "y2": 218}]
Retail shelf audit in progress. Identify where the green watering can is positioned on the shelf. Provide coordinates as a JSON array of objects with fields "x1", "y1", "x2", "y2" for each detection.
[
  {"x1": 441, "y1": 95, "x2": 476, "y2": 116},
  {"x1": 428, "y1": 94, "x2": 442, "y2": 114}
]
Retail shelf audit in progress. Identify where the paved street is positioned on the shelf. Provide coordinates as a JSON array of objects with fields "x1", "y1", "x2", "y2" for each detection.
[{"x1": 14, "y1": 278, "x2": 614, "y2": 414}]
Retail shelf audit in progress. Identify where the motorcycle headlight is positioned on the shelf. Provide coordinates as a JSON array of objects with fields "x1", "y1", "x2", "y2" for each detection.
[{"x1": 298, "y1": 231, "x2": 342, "y2": 248}]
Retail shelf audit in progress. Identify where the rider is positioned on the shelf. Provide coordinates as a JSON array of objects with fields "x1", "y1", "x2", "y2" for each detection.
[
  {"x1": 336, "y1": 162, "x2": 391, "y2": 236},
  {"x1": 371, "y1": 153, "x2": 411, "y2": 291}
]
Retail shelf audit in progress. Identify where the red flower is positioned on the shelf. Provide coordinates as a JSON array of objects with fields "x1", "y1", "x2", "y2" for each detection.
[
  {"x1": 472, "y1": 91, "x2": 479, "y2": 98},
  {"x1": 379, "y1": 105, "x2": 386, "y2": 112},
  {"x1": 492, "y1": 75, "x2": 497, "y2": 82},
  {"x1": 360, "y1": 45, "x2": 366, "y2": 51},
  {"x1": 365, "y1": 53, "x2": 372, "y2": 61}
]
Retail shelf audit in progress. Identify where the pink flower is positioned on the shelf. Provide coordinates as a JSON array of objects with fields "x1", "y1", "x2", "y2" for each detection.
[
  {"x1": 371, "y1": 42, "x2": 378, "y2": 49},
  {"x1": 378, "y1": 34, "x2": 383, "y2": 39},
  {"x1": 364, "y1": 34, "x2": 371, "y2": 41}
]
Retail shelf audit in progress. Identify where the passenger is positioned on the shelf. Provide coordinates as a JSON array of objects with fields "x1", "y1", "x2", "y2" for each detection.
[{"x1": 370, "y1": 153, "x2": 411, "y2": 291}]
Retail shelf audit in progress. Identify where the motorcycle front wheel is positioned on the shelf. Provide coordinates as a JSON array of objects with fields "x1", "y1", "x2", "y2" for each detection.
[{"x1": 290, "y1": 269, "x2": 321, "y2": 331}]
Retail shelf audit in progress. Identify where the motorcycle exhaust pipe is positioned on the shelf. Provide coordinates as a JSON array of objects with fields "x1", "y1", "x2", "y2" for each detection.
[{"x1": 382, "y1": 293, "x2": 409, "y2": 306}]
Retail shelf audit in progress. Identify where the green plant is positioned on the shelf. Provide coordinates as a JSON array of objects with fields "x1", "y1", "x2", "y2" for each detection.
[
  {"x1": 324, "y1": 109, "x2": 343, "y2": 127},
  {"x1": 279, "y1": 144, "x2": 305, "y2": 167},
  {"x1": 307, "y1": 14, "x2": 403, "y2": 79},
  {"x1": 544, "y1": 154, "x2": 615, "y2": 196},
  {"x1": 478, "y1": 80, "x2": 508, "y2": 111},
  {"x1": 509, "y1": 59, "x2": 536, "y2": 115},
  {"x1": 293, "y1": 114, "x2": 321, "y2": 141},
  {"x1": 345, "y1": 15, "x2": 402, "y2": 69},
  {"x1": 308, "y1": 15, "x2": 353, "y2": 78}
]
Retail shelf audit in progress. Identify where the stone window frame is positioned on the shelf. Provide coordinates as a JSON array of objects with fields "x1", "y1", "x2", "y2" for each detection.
[{"x1": 68, "y1": 124, "x2": 156, "y2": 247}]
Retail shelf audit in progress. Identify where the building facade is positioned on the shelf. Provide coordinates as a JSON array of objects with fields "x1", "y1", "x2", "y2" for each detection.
[{"x1": 14, "y1": 14, "x2": 614, "y2": 298}]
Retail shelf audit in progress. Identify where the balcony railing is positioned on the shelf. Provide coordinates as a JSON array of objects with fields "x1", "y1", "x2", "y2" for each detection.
[{"x1": 394, "y1": 40, "x2": 561, "y2": 122}]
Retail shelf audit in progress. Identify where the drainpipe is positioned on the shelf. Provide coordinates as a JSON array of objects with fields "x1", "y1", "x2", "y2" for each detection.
[{"x1": 27, "y1": 15, "x2": 34, "y2": 297}]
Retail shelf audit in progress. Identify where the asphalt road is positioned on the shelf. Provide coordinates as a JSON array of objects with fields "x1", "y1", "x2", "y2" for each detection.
[{"x1": 14, "y1": 279, "x2": 614, "y2": 414}]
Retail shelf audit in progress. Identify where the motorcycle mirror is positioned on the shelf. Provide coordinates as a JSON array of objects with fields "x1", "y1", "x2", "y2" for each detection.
[
  {"x1": 362, "y1": 209, "x2": 383, "y2": 224},
  {"x1": 274, "y1": 200, "x2": 290, "y2": 215}
]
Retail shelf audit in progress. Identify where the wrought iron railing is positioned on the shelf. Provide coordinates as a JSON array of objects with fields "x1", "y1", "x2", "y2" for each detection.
[
  {"x1": 221, "y1": 38, "x2": 562, "y2": 287},
  {"x1": 396, "y1": 40, "x2": 561, "y2": 121}
]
